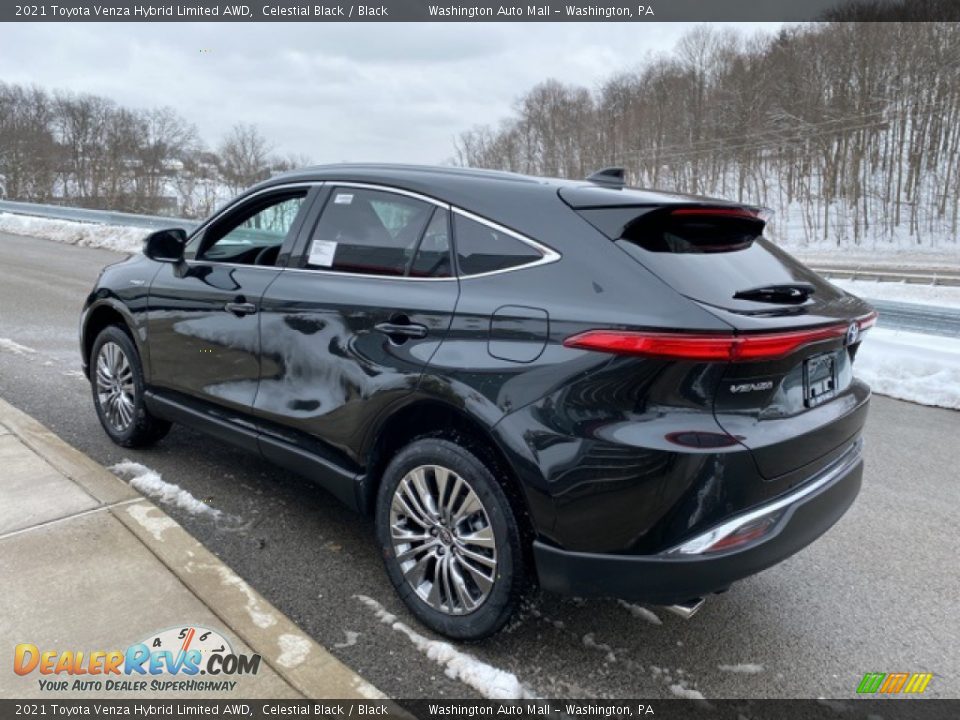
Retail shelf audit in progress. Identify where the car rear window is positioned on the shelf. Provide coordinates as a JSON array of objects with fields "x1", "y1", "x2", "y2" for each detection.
[{"x1": 577, "y1": 206, "x2": 823, "y2": 311}]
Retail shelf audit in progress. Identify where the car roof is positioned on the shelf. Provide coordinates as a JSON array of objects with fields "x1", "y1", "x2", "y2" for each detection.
[{"x1": 258, "y1": 163, "x2": 728, "y2": 208}]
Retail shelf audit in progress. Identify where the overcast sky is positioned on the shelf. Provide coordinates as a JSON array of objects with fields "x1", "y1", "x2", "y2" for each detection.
[{"x1": 2, "y1": 22, "x2": 782, "y2": 164}]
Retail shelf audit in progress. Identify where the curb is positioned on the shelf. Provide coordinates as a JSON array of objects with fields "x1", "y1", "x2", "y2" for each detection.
[{"x1": 0, "y1": 396, "x2": 384, "y2": 701}]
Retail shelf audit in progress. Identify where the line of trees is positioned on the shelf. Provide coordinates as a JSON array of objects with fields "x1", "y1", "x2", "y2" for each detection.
[
  {"x1": 0, "y1": 83, "x2": 309, "y2": 218},
  {"x1": 454, "y1": 22, "x2": 960, "y2": 248}
]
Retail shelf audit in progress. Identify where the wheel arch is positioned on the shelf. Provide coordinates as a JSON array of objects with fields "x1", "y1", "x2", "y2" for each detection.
[
  {"x1": 82, "y1": 300, "x2": 143, "y2": 380},
  {"x1": 360, "y1": 399, "x2": 537, "y2": 542}
]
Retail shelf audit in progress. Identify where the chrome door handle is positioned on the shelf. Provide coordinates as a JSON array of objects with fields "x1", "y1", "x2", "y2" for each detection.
[
  {"x1": 224, "y1": 302, "x2": 257, "y2": 317},
  {"x1": 374, "y1": 322, "x2": 428, "y2": 340}
]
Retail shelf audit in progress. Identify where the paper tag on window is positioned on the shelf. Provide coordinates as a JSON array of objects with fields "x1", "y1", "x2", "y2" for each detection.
[
  {"x1": 334, "y1": 193, "x2": 354, "y2": 205},
  {"x1": 308, "y1": 239, "x2": 337, "y2": 267}
]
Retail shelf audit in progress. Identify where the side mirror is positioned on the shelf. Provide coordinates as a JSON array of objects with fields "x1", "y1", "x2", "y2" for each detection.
[{"x1": 143, "y1": 228, "x2": 187, "y2": 263}]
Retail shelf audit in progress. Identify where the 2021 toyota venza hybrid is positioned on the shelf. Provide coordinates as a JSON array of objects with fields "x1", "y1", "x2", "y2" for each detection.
[{"x1": 81, "y1": 164, "x2": 875, "y2": 639}]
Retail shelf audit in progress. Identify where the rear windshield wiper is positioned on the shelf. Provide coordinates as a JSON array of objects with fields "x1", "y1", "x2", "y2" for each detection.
[{"x1": 733, "y1": 283, "x2": 815, "y2": 304}]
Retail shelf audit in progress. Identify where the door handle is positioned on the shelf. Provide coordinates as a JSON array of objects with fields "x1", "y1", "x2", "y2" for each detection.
[
  {"x1": 224, "y1": 302, "x2": 257, "y2": 317},
  {"x1": 374, "y1": 321, "x2": 428, "y2": 340}
]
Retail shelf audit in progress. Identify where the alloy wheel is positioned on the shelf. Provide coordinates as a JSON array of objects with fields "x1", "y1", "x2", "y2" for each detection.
[
  {"x1": 95, "y1": 341, "x2": 136, "y2": 432},
  {"x1": 389, "y1": 464, "x2": 498, "y2": 615}
]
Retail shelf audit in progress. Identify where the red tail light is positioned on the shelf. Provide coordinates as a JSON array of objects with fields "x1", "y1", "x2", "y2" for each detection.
[
  {"x1": 857, "y1": 311, "x2": 878, "y2": 331},
  {"x1": 564, "y1": 313, "x2": 876, "y2": 362}
]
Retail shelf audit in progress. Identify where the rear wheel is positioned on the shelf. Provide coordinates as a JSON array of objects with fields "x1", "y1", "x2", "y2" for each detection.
[
  {"x1": 375, "y1": 438, "x2": 523, "y2": 640},
  {"x1": 90, "y1": 325, "x2": 171, "y2": 447}
]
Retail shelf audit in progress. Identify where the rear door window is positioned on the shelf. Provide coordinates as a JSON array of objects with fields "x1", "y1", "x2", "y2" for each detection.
[
  {"x1": 453, "y1": 213, "x2": 543, "y2": 276},
  {"x1": 306, "y1": 188, "x2": 435, "y2": 277}
]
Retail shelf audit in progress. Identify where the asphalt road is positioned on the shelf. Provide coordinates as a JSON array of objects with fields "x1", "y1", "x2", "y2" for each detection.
[{"x1": 1, "y1": 230, "x2": 957, "y2": 700}]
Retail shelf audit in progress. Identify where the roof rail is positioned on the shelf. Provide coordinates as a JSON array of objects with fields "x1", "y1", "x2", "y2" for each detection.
[{"x1": 585, "y1": 167, "x2": 627, "y2": 188}]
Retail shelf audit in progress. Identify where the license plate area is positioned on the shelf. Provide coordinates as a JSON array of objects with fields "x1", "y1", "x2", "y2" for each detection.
[{"x1": 804, "y1": 352, "x2": 837, "y2": 407}]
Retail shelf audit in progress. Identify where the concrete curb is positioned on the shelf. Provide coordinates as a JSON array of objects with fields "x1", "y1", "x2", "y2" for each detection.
[{"x1": 0, "y1": 396, "x2": 384, "y2": 701}]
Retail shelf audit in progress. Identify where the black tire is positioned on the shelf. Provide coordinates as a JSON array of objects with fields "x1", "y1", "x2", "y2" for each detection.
[
  {"x1": 90, "y1": 325, "x2": 171, "y2": 448},
  {"x1": 375, "y1": 437, "x2": 524, "y2": 640}
]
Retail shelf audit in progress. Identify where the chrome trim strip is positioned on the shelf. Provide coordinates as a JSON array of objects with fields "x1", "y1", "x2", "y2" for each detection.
[
  {"x1": 187, "y1": 181, "x2": 321, "y2": 241},
  {"x1": 450, "y1": 207, "x2": 562, "y2": 280},
  {"x1": 663, "y1": 438, "x2": 864, "y2": 556},
  {"x1": 327, "y1": 181, "x2": 451, "y2": 209}
]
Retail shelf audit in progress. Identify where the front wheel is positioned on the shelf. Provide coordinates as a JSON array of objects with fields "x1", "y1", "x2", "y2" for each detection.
[
  {"x1": 90, "y1": 325, "x2": 171, "y2": 447},
  {"x1": 375, "y1": 438, "x2": 524, "y2": 640}
]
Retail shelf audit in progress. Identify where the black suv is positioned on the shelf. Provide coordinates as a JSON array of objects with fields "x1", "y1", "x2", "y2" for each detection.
[{"x1": 81, "y1": 164, "x2": 874, "y2": 639}]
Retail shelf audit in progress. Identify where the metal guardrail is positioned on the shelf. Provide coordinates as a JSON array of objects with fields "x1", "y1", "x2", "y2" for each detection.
[
  {"x1": 1, "y1": 199, "x2": 958, "y2": 335},
  {"x1": 814, "y1": 266, "x2": 960, "y2": 287},
  {"x1": 871, "y1": 299, "x2": 960, "y2": 337},
  {"x1": 0, "y1": 199, "x2": 200, "y2": 232}
]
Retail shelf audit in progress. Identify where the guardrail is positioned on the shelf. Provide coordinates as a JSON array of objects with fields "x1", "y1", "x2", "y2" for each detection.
[
  {"x1": 0, "y1": 199, "x2": 200, "y2": 232},
  {"x1": 813, "y1": 265, "x2": 960, "y2": 287},
  {"x1": 871, "y1": 300, "x2": 960, "y2": 337}
]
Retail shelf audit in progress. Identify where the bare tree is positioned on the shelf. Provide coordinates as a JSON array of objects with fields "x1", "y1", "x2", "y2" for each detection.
[{"x1": 218, "y1": 123, "x2": 273, "y2": 194}]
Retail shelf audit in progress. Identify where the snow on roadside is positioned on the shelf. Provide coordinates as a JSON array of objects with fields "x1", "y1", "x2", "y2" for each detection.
[
  {"x1": 109, "y1": 460, "x2": 222, "y2": 520},
  {"x1": 718, "y1": 663, "x2": 764, "y2": 674},
  {"x1": 832, "y1": 278, "x2": 960, "y2": 309},
  {"x1": 855, "y1": 328, "x2": 960, "y2": 410},
  {"x1": 668, "y1": 683, "x2": 706, "y2": 700},
  {"x1": 0, "y1": 213, "x2": 148, "y2": 254},
  {"x1": 355, "y1": 595, "x2": 536, "y2": 700},
  {"x1": 0, "y1": 338, "x2": 37, "y2": 355},
  {"x1": 616, "y1": 600, "x2": 663, "y2": 626}
]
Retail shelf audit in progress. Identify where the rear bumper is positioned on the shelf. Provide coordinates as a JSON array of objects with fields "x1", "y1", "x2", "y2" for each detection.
[{"x1": 533, "y1": 438, "x2": 863, "y2": 605}]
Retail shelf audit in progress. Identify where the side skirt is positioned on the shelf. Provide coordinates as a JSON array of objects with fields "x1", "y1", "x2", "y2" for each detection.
[{"x1": 143, "y1": 390, "x2": 367, "y2": 513}]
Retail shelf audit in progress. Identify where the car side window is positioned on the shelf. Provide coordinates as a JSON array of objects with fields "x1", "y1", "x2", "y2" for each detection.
[
  {"x1": 306, "y1": 188, "x2": 435, "y2": 277},
  {"x1": 453, "y1": 213, "x2": 543, "y2": 276},
  {"x1": 198, "y1": 192, "x2": 307, "y2": 266}
]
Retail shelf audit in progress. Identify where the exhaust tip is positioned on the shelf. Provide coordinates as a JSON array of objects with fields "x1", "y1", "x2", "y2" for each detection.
[{"x1": 663, "y1": 598, "x2": 705, "y2": 620}]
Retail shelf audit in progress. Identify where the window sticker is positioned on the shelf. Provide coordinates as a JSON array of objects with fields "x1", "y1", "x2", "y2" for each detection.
[
  {"x1": 334, "y1": 193, "x2": 354, "y2": 205},
  {"x1": 308, "y1": 239, "x2": 337, "y2": 267}
]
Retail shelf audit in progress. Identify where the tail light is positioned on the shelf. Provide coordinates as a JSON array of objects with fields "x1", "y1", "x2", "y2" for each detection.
[{"x1": 564, "y1": 312, "x2": 877, "y2": 362}]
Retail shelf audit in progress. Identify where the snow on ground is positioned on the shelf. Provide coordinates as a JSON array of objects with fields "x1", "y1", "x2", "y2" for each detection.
[
  {"x1": 355, "y1": 595, "x2": 536, "y2": 700},
  {"x1": 616, "y1": 600, "x2": 663, "y2": 626},
  {"x1": 856, "y1": 328, "x2": 960, "y2": 410},
  {"x1": 109, "y1": 460, "x2": 223, "y2": 520},
  {"x1": 717, "y1": 663, "x2": 764, "y2": 674},
  {"x1": 832, "y1": 278, "x2": 960, "y2": 309},
  {"x1": 0, "y1": 338, "x2": 37, "y2": 355},
  {"x1": 667, "y1": 683, "x2": 706, "y2": 700},
  {"x1": 0, "y1": 213, "x2": 147, "y2": 254}
]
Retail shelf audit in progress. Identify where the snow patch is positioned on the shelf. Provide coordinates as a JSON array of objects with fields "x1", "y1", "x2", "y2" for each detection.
[
  {"x1": 355, "y1": 595, "x2": 536, "y2": 700},
  {"x1": 109, "y1": 460, "x2": 222, "y2": 520},
  {"x1": 0, "y1": 338, "x2": 36, "y2": 355},
  {"x1": 855, "y1": 328, "x2": 960, "y2": 409},
  {"x1": 668, "y1": 683, "x2": 705, "y2": 700},
  {"x1": 718, "y1": 663, "x2": 764, "y2": 674},
  {"x1": 125, "y1": 503, "x2": 178, "y2": 542},
  {"x1": 582, "y1": 633, "x2": 617, "y2": 663},
  {"x1": 276, "y1": 634, "x2": 311, "y2": 669},
  {"x1": 334, "y1": 631, "x2": 360, "y2": 649},
  {"x1": 214, "y1": 565, "x2": 277, "y2": 629},
  {"x1": 0, "y1": 213, "x2": 149, "y2": 254},
  {"x1": 616, "y1": 600, "x2": 663, "y2": 626}
]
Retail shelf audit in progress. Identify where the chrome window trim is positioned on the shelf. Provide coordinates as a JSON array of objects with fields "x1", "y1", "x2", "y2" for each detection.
[
  {"x1": 179, "y1": 180, "x2": 563, "y2": 281},
  {"x1": 326, "y1": 181, "x2": 450, "y2": 209},
  {"x1": 186, "y1": 181, "x2": 321, "y2": 242},
  {"x1": 450, "y1": 206, "x2": 562, "y2": 280}
]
